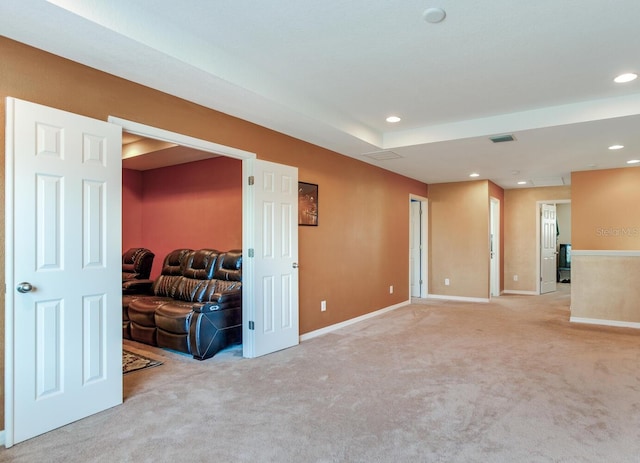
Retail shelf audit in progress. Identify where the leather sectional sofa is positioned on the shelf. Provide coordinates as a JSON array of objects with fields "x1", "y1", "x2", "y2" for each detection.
[{"x1": 122, "y1": 248, "x2": 242, "y2": 360}]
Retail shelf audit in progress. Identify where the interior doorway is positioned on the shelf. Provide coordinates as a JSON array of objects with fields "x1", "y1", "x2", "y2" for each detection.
[
  {"x1": 536, "y1": 200, "x2": 571, "y2": 294},
  {"x1": 490, "y1": 197, "x2": 501, "y2": 297},
  {"x1": 409, "y1": 195, "x2": 428, "y2": 299}
]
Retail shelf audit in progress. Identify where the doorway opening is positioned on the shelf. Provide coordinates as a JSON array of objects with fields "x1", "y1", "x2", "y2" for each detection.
[
  {"x1": 490, "y1": 197, "x2": 501, "y2": 298},
  {"x1": 108, "y1": 116, "x2": 257, "y2": 358},
  {"x1": 536, "y1": 199, "x2": 571, "y2": 295},
  {"x1": 409, "y1": 195, "x2": 428, "y2": 299}
]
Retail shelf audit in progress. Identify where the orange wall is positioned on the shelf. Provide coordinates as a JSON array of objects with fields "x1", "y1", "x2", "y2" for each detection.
[
  {"x1": 429, "y1": 181, "x2": 491, "y2": 299},
  {"x1": 503, "y1": 186, "x2": 571, "y2": 292},
  {"x1": 572, "y1": 168, "x2": 640, "y2": 250},
  {"x1": 570, "y1": 167, "x2": 640, "y2": 323},
  {"x1": 0, "y1": 37, "x2": 427, "y2": 338}
]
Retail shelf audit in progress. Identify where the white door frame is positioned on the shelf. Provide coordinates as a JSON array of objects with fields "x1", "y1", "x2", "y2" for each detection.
[
  {"x1": 535, "y1": 199, "x2": 571, "y2": 294},
  {"x1": 107, "y1": 117, "x2": 258, "y2": 358},
  {"x1": 490, "y1": 197, "x2": 501, "y2": 297},
  {"x1": 409, "y1": 194, "x2": 428, "y2": 298}
]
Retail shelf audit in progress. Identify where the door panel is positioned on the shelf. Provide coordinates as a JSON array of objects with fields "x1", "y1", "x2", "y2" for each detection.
[
  {"x1": 540, "y1": 203, "x2": 557, "y2": 294},
  {"x1": 5, "y1": 98, "x2": 122, "y2": 446},
  {"x1": 244, "y1": 159, "x2": 299, "y2": 358},
  {"x1": 410, "y1": 201, "x2": 421, "y2": 298}
]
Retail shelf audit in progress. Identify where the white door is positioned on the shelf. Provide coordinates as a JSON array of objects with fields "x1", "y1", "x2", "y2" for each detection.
[
  {"x1": 410, "y1": 201, "x2": 421, "y2": 298},
  {"x1": 5, "y1": 98, "x2": 122, "y2": 446},
  {"x1": 490, "y1": 198, "x2": 500, "y2": 297},
  {"x1": 243, "y1": 159, "x2": 299, "y2": 358},
  {"x1": 540, "y1": 203, "x2": 557, "y2": 294}
]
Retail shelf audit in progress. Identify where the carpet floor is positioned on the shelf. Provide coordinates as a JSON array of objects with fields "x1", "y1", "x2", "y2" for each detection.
[{"x1": 2, "y1": 284, "x2": 639, "y2": 462}]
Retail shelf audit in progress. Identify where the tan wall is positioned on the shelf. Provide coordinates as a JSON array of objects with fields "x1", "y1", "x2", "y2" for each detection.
[
  {"x1": 570, "y1": 167, "x2": 640, "y2": 324},
  {"x1": 571, "y1": 255, "x2": 640, "y2": 323},
  {"x1": 0, "y1": 38, "x2": 427, "y2": 425},
  {"x1": 572, "y1": 168, "x2": 640, "y2": 250},
  {"x1": 429, "y1": 181, "x2": 490, "y2": 299},
  {"x1": 503, "y1": 186, "x2": 571, "y2": 292}
]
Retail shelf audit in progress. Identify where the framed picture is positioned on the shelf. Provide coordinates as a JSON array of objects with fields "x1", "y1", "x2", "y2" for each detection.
[{"x1": 298, "y1": 182, "x2": 318, "y2": 226}]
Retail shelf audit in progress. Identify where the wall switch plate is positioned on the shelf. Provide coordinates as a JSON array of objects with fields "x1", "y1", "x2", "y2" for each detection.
[
  {"x1": 445, "y1": 278, "x2": 450, "y2": 286},
  {"x1": 321, "y1": 300, "x2": 326, "y2": 311},
  {"x1": 513, "y1": 275, "x2": 518, "y2": 281},
  {"x1": 389, "y1": 285, "x2": 393, "y2": 294}
]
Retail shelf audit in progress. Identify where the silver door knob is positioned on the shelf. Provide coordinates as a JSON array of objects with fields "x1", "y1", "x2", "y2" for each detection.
[
  {"x1": 16, "y1": 282, "x2": 33, "y2": 293},
  {"x1": 292, "y1": 263, "x2": 299, "y2": 269}
]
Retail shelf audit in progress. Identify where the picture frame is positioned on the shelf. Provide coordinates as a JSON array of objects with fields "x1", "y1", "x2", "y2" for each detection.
[{"x1": 298, "y1": 182, "x2": 318, "y2": 226}]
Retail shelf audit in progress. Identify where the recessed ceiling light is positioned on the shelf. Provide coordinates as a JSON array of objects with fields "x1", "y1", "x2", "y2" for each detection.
[
  {"x1": 608, "y1": 144, "x2": 624, "y2": 150},
  {"x1": 627, "y1": 159, "x2": 640, "y2": 164},
  {"x1": 469, "y1": 173, "x2": 479, "y2": 178},
  {"x1": 386, "y1": 116, "x2": 401, "y2": 123},
  {"x1": 614, "y1": 73, "x2": 637, "y2": 83},
  {"x1": 517, "y1": 181, "x2": 527, "y2": 185}
]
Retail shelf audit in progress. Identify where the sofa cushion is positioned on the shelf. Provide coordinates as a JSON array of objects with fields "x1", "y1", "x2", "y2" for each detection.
[
  {"x1": 129, "y1": 297, "x2": 175, "y2": 327},
  {"x1": 155, "y1": 302, "x2": 203, "y2": 334},
  {"x1": 214, "y1": 250, "x2": 242, "y2": 281},
  {"x1": 151, "y1": 248, "x2": 192, "y2": 297}
]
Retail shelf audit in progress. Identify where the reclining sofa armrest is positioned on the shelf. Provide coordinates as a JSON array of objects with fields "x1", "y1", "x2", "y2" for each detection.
[
  {"x1": 122, "y1": 279, "x2": 154, "y2": 295},
  {"x1": 194, "y1": 287, "x2": 242, "y2": 313}
]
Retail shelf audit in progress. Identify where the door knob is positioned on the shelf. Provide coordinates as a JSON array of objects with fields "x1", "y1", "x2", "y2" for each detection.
[
  {"x1": 292, "y1": 263, "x2": 299, "y2": 269},
  {"x1": 16, "y1": 282, "x2": 34, "y2": 293}
]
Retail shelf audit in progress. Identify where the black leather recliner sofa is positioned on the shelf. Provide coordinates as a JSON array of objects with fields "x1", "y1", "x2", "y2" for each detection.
[
  {"x1": 123, "y1": 248, "x2": 242, "y2": 360},
  {"x1": 122, "y1": 247, "x2": 155, "y2": 282}
]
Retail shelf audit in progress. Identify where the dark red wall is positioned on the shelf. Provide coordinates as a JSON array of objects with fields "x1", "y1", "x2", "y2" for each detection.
[
  {"x1": 122, "y1": 168, "x2": 143, "y2": 251},
  {"x1": 122, "y1": 156, "x2": 242, "y2": 278}
]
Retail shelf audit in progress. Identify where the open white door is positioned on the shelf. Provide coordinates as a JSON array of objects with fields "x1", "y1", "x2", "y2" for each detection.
[
  {"x1": 243, "y1": 159, "x2": 299, "y2": 358},
  {"x1": 540, "y1": 203, "x2": 557, "y2": 294},
  {"x1": 490, "y1": 197, "x2": 500, "y2": 297},
  {"x1": 5, "y1": 98, "x2": 122, "y2": 446},
  {"x1": 410, "y1": 200, "x2": 421, "y2": 298}
]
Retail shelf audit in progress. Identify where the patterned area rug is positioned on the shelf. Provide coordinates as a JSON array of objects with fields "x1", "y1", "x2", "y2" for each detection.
[{"x1": 123, "y1": 349, "x2": 163, "y2": 375}]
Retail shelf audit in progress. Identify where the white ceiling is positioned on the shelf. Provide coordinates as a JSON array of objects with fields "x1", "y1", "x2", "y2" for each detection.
[{"x1": 2, "y1": 0, "x2": 640, "y2": 187}]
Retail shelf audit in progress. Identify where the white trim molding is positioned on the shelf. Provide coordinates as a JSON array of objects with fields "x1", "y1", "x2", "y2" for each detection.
[
  {"x1": 502, "y1": 290, "x2": 538, "y2": 296},
  {"x1": 570, "y1": 317, "x2": 640, "y2": 330},
  {"x1": 427, "y1": 294, "x2": 490, "y2": 303},
  {"x1": 300, "y1": 300, "x2": 410, "y2": 341},
  {"x1": 572, "y1": 250, "x2": 640, "y2": 257}
]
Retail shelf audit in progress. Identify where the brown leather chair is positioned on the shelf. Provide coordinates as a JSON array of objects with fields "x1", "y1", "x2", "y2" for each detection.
[
  {"x1": 125, "y1": 248, "x2": 191, "y2": 344},
  {"x1": 154, "y1": 249, "x2": 243, "y2": 360},
  {"x1": 122, "y1": 247, "x2": 155, "y2": 282}
]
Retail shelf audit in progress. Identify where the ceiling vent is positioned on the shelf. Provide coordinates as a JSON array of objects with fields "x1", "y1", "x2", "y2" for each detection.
[
  {"x1": 362, "y1": 150, "x2": 402, "y2": 161},
  {"x1": 531, "y1": 177, "x2": 565, "y2": 187},
  {"x1": 490, "y1": 134, "x2": 516, "y2": 143}
]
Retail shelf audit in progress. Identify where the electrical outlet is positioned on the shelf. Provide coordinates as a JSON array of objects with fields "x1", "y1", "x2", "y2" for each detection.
[
  {"x1": 445, "y1": 278, "x2": 450, "y2": 286},
  {"x1": 389, "y1": 285, "x2": 393, "y2": 294},
  {"x1": 513, "y1": 275, "x2": 518, "y2": 281},
  {"x1": 321, "y1": 300, "x2": 326, "y2": 311}
]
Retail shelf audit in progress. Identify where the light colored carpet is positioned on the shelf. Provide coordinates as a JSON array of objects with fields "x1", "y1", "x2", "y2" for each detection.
[{"x1": 2, "y1": 284, "x2": 639, "y2": 462}]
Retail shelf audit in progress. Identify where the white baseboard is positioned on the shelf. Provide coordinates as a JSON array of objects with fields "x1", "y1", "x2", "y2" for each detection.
[
  {"x1": 299, "y1": 300, "x2": 410, "y2": 341},
  {"x1": 427, "y1": 294, "x2": 490, "y2": 303},
  {"x1": 570, "y1": 316, "x2": 640, "y2": 329},
  {"x1": 502, "y1": 290, "x2": 538, "y2": 296}
]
